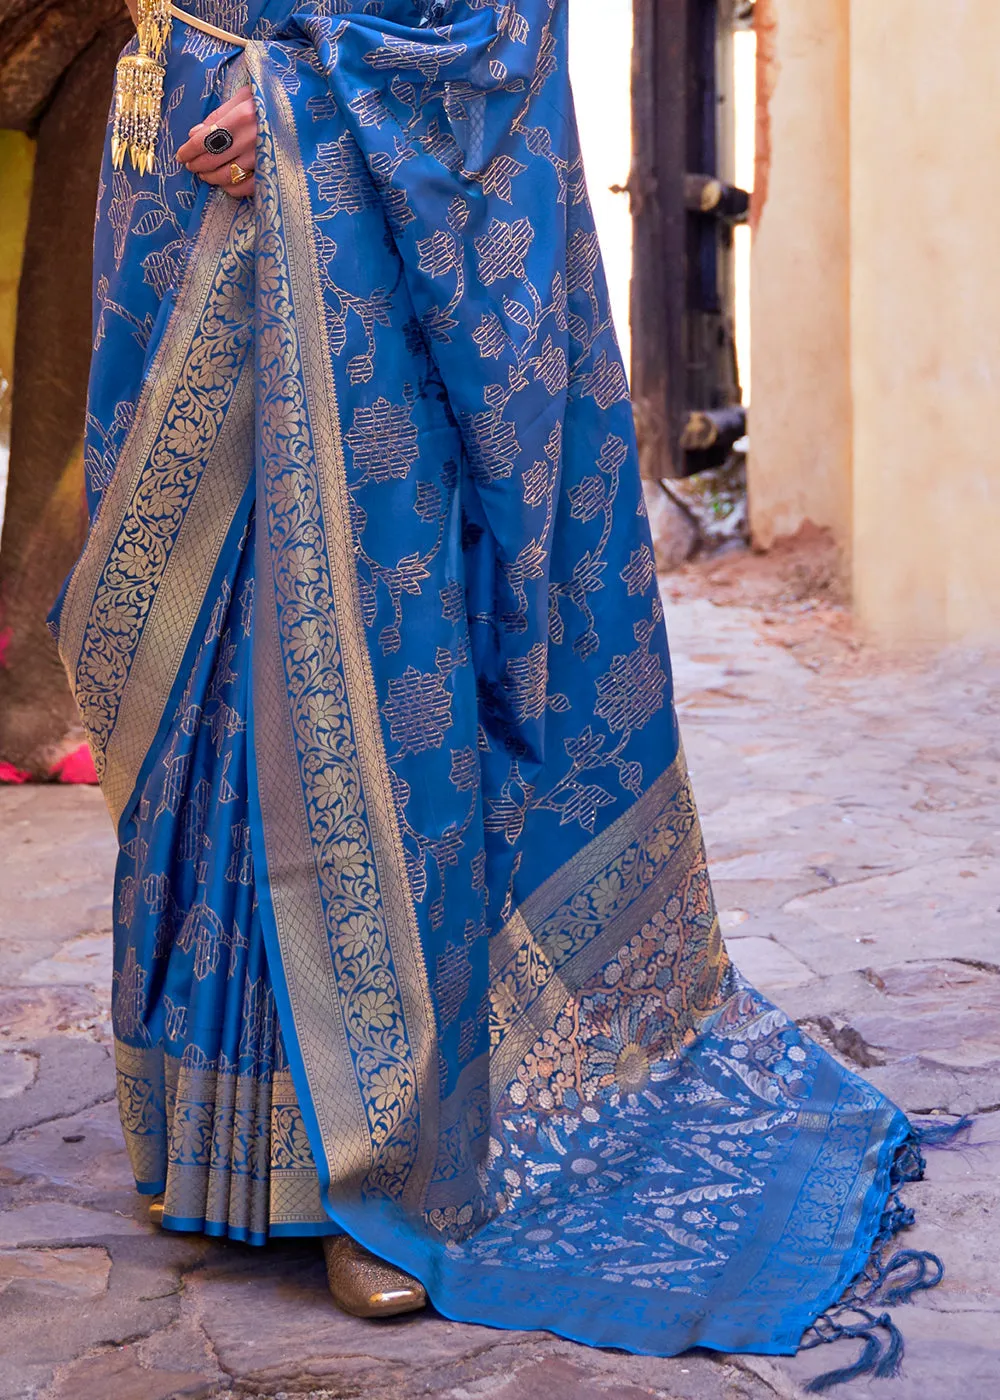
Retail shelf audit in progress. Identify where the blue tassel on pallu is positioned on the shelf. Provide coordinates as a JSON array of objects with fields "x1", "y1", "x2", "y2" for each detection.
[
  {"x1": 912, "y1": 1114, "x2": 974, "y2": 1148},
  {"x1": 802, "y1": 1310, "x2": 904, "y2": 1393},
  {"x1": 801, "y1": 1123, "x2": 963, "y2": 1392},
  {"x1": 873, "y1": 1249, "x2": 944, "y2": 1305}
]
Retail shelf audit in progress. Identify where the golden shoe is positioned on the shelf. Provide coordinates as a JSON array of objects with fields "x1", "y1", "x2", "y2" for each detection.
[
  {"x1": 322, "y1": 1235, "x2": 427, "y2": 1318},
  {"x1": 148, "y1": 1194, "x2": 165, "y2": 1226}
]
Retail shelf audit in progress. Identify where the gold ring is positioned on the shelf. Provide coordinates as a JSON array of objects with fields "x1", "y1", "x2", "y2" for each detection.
[{"x1": 229, "y1": 161, "x2": 252, "y2": 185}]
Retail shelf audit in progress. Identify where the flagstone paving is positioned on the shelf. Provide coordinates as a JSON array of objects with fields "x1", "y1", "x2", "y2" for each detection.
[{"x1": 2, "y1": 575, "x2": 999, "y2": 1400}]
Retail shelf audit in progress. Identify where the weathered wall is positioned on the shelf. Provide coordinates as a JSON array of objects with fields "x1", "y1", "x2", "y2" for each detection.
[
  {"x1": 0, "y1": 0, "x2": 124, "y2": 129},
  {"x1": 748, "y1": 0, "x2": 852, "y2": 552},
  {"x1": 850, "y1": 0, "x2": 1000, "y2": 642},
  {"x1": 750, "y1": 0, "x2": 1000, "y2": 643},
  {"x1": 0, "y1": 128, "x2": 34, "y2": 541},
  {"x1": 0, "y1": 3, "x2": 130, "y2": 773}
]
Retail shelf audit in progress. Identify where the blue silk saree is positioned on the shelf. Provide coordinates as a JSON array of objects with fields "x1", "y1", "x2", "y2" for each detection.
[{"x1": 51, "y1": 0, "x2": 938, "y2": 1379}]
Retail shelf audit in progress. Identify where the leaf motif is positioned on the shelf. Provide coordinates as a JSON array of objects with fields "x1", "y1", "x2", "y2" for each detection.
[
  {"x1": 651, "y1": 1221, "x2": 714, "y2": 1255},
  {"x1": 447, "y1": 196, "x2": 470, "y2": 231},
  {"x1": 422, "y1": 306, "x2": 457, "y2": 343},
  {"x1": 133, "y1": 209, "x2": 168, "y2": 237},
  {"x1": 567, "y1": 310, "x2": 591, "y2": 345},
  {"x1": 357, "y1": 578, "x2": 378, "y2": 628},
  {"x1": 503, "y1": 296, "x2": 534, "y2": 331},
  {"x1": 403, "y1": 841, "x2": 428, "y2": 902},
  {"x1": 719, "y1": 1059, "x2": 782, "y2": 1106},
  {"x1": 325, "y1": 311, "x2": 347, "y2": 358},
  {"x1": 619, "y1": 760, "x2": 644, "y2": 796},
  {"x1": 558, "y1": 783, "x2": 616, "y2": 831},
  {"x1": 347, "y1": 354, "x2": 374, "y2": 385},
  {"x1": 564, "y1": 726, "x2": 604, "y2": 762},
  {"x1": 396, "y1": 552, "x2": 431, "y2": 594},
  {"x1": 415, "y1": 480, "x2": 442, "y2": 521},
  {"x1": 739, "y1": 1009, "x2": 790, "y2": 1043}
]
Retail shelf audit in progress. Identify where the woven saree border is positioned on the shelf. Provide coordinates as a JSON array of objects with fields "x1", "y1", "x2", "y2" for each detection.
[
  {"x1": 488, "y1": 748, "x2": 720, "y2": 1089},
  {"x1": 58, "y1": 188, "x2": 242, "y2": 682},
  {"x1": 244, "y1": 45, "x2": 440, "y2": 1215},
  {"x1": 115, "y1": 1039, "x2": 329, "y2": 1232},
  {"x1": 104, "y1": 365, "x2": 254, "y2": 825},
  {"x1": 490, "y1": 747, "x2": 690, "y2": 974},
  {"x1": 426, "y1": 749, "x2": 721, "y2": 1201},
  {"x1": 58, "y1": 193, "x2": 255, "y2": 827}
]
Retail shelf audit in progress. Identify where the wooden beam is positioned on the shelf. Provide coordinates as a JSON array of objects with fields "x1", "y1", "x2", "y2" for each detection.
[{"x1": 630, "y1": 0, "x2": 688, "y2": 479}]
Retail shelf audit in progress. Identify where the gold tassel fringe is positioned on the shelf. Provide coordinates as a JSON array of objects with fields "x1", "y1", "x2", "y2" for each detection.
[{"x1": 112, "y1": 0, "x2": 173, "y2": 174}]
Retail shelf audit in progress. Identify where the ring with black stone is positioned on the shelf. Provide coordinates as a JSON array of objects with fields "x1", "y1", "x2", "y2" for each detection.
[{"x1": 204, "y1": 125, "x2": 235, "y2": 156}]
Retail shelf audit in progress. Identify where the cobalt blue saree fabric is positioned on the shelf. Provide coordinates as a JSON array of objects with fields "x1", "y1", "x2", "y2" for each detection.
[{"x1": 52, "y1": 0, "x2": 930, "y2": 1368}]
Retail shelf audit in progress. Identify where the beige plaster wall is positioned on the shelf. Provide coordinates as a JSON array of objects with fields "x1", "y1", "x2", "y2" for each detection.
[
  {"x1": 850, "y1": 0, "x2": 1000, "y2": 642},
  {"x1": 748, "y1": 0, "x2": 852, "y2": 550}
]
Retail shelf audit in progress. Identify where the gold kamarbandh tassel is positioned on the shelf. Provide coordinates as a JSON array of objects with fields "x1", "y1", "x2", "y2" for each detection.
[{"x1": 111, "y1": 0, "x2": 173, "y2": 174}]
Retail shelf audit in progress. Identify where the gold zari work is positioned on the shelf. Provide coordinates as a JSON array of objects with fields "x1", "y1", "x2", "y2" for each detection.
[
  {"x1": 116, "y1": 1041, "x2": 329, "y2": 1234},
  {"x1": 112, "y1": 0, "x2": 173, "y2": 174},
  {"x1": 111, "y1": 2, "x2": 248, "y2": 173},
  {"x1": 243, "y1": 47, "x2": 440, "y2": 1213}
]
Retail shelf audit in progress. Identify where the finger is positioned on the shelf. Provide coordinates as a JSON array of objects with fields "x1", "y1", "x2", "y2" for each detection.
[
  {"x1": 183, "y1": 129, "x2": 255, "y2": 172},
  {"x1": 212, "y1": 84, "x2": 253, "y2": 120},
  {"x1": 178, "y1": 116, "x2": 254, "y2": 168},
  {"x1": 183, "y1": 137, "x2": 255, "y2": 176},
  {"x1": 178, "y1": 94, "x2": 255, "y2": 164},
  {"x1": 223, "y1": 178, "x2": 255, "y2": 199},
  {"x1": 197, "y1": 166, "x2": 243, "y2": 187},
  {"x1": 176, "y1": 133, "x2": 204, "y2": 165},
  {"x1": 193, "y1": 144, "x2": 255, "y2": 183},
  {"x1": 197, "y1": 159, "x2": 255, "y2": 189},
  {"x1": 184, "y1": 85, "x2": 253, "y2": 138}
]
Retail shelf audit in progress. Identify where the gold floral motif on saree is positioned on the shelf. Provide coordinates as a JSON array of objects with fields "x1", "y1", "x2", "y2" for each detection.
[
  {"x1": 243, "y1": 46, "x2": 440, "y2": 1212},
  {"x1": 58, "y1": 194, "x2": 256, "y2": 827},
  {"x1": 115, "y1": 1040, "x2": 329, "y2": 1232}
]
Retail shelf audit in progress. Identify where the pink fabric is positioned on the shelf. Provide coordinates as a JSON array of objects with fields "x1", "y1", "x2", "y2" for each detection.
[
  {"x1": 0, "y1": 604, "x2": 98, "y2": 786},
  {"x1": 52, "y1": 744, "x2": 99, "y2": 785},
  {"x1": 0, "y1": 745, "x2": 98, "y2": 785}
]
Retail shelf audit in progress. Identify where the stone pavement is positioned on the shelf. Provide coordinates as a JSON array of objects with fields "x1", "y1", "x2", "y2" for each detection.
[{"x1": 2, "y1": 573, "x2": 999, "y2": 1400}]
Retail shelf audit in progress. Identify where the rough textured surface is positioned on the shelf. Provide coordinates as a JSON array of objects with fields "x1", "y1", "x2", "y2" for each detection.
[
  {"x1": 0, "y1": 3, "x2": 130, "y2": 776},
  {"x1": 1, "y1": 577, "x2": 998, "y2": 1399},
  {"x1": 0, "y1": 0, "x2": 127, "y2": 131}
]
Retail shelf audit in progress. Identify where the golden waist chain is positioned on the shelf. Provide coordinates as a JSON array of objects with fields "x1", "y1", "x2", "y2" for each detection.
[{"x1": 112, "y1": 1, "x2": 249, "y2": 174}]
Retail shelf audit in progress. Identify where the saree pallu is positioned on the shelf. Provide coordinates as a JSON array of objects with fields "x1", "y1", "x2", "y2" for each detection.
[{"x1": 52, "y1": 0, "x2": 933, "y2": 1367}]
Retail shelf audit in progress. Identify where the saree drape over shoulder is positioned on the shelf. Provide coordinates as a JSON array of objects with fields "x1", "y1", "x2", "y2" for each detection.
[{"x1": 52, "y1": 0, "x2": 936, "y2": 1368}]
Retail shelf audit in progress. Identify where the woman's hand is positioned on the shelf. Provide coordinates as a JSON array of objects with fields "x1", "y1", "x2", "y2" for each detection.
[{"x1": 177, "y1": 86, "x2": 257, "y2": 199}]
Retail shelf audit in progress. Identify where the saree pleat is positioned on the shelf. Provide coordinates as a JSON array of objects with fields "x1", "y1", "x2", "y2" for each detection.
[
  {"x1": 52, "y1": 0, "x2": 938, "y2": 1368},
  {"x1": 112, "y1": 518, "x2": 332, "y2": 1242}
]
